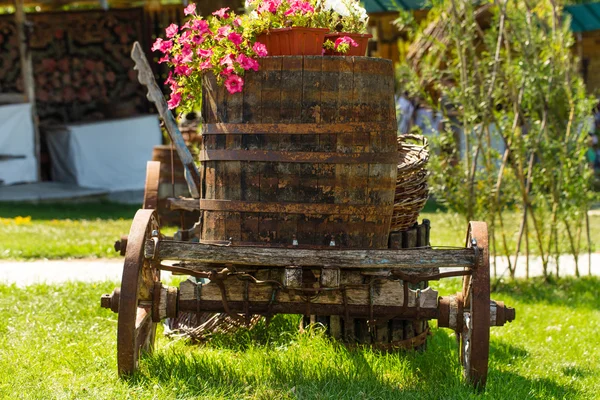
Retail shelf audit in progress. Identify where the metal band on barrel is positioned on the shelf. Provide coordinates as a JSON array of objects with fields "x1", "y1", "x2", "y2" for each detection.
[
  {"x1": 198, "y1": 150, "x2": 398, "y2": 164},
  {"x1": 196, "y1": 199, "x2": 393, "y2": 216},
  {"x1": 202, "y1": 122, "x2": 397, "y2": 135}
]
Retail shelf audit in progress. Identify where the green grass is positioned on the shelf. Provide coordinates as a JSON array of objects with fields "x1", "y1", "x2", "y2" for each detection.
[
  {"x1": 0, "y1": 201, "x2": 598, "y2": 260},
  {"x1": 1, "y1": 277, "x2": 598, "y2": 399},
  {"x1": 0, "y1": 202, "x2": 139, "y2": 260}
]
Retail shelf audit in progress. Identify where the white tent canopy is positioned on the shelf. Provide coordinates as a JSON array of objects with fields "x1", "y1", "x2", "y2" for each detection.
[{"x1": 0, "y1": 103, "x2": 37, "y2": 185}]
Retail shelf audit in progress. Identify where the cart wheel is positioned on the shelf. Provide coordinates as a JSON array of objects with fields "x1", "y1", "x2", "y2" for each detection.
[
  {"x1": 117, "y1": 209, "x2": 160, "y2": 376},
  {"x1": 459, "y1": 221, "x2": 490, "y2": 390},
  {"x1": 143, "y1": 161, "x2": 161, "y2": 210}
]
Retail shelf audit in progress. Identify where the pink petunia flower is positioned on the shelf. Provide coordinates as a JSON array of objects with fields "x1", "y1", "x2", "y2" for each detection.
[
  {"x1": 151, "y1": 38, "x2": 164, "y2": 52},
  {"x1": 252, "y1": 41, "x2": 268, "y2": 57},
  {"x1": 257, "y1": 0, "x2": 282, "y2": 14},
  {"x1": 184, "y1": 3, "x2": 196, "y2": 15},
  {"x1": 181, "y1": 44, "x2": 193, "y2": 63},
  {"x1": 192, "y1": 34, "x2": 205, "y2": 45},
  {"x1": 152, "y1": 38, "x2": 173, "y2": 53},
  {"x1": 165, "y1": 23, "x2": 179, "y2": 38},
  {"x1": 216, "y1": 26, "x2": 231, "y2": 40},
  {"x1": 180, "y1": 30, "x2": 193, "y2": 43},
  {"x1": 212, "y1": 7, "x2": 230, "y2": 18},
  {"x1": 192, "y1": 19, "x2": 211, "y2": 35},
  {"x1": 174, "y1": 65, "x2": 192, "y2": 76},
  {"x1": 168, "y1": 91, "x2": 182, "y2": 109},
  {"x1": 219, "y1": 53, "x2": 235, "y2": 67},
  {"x1": 335, "y1": 36, "x2": 359, "y2": 49},
  {"x1": 197, "y1": 48, "x2": 213, "y2": 58},
  {"x1": 158, "y1": 54, "x2": 170, "y2": 64},
  {"x1": 228, "y1": 32, "x2": 243, "y2": 47},
  {"x1": 284, "y1": 0, "x2": 313, "y2": 16},
  {"x1": 199, "y1": 60, "x2": 212, "y2": 70},
  {"x1": 224, "y1": 74, "x2": 244, "y2": 94},
  {"x1": 165, "y1": 72, "x2": 176, "y2": 87},
  {"x1": 221, "y1": 66, "x2": 235, "y2": 76},
  {"x1": 236, "y1": 54, "x2": 259, "y2": 71},
  {"x1": 233, "y1": 17, "x2": 242, "y2": 27},
  {"x1": 159, "y1": 39, "x2": 173, "y2": 53}
]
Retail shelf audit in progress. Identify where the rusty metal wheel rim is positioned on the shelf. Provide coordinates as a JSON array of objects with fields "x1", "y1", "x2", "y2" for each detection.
[
  {"x1": 117, "y1": 209, "x2": 160, "y2": 376},
  {"x1": 460, "y1": 221, "x2": 490, "y2": 390},
  {"x1": 143, "y1": 161, "x2": 161, "y2": 210}
]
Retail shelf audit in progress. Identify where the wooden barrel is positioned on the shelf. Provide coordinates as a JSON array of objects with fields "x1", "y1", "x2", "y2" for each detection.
[
  {"x1": 152, "y1": 145, "x2": 199, "y2": 228},
  {"x1": 200, "y1": 56, "x2": 397, "y2": 248}
]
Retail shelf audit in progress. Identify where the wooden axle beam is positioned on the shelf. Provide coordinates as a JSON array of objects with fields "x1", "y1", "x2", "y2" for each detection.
[{"x1": 151, "y1": 240, "x2": 476, "y2": 269}]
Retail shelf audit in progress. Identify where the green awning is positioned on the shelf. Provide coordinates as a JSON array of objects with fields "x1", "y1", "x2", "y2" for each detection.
[
  {"x1": 362, "y1": 0, "x2": 429, "y2": 13},
  {"x1": 564, "y1": 3, "x2": 600, "y2": 33}
]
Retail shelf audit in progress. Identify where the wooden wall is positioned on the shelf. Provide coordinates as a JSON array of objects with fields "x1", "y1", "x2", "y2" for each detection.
[{"x1": 577, "y1": 31, "x2": 600, "y2": 95}]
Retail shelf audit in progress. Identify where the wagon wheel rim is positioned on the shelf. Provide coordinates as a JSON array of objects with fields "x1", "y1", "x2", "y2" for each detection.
[
  {"x1": 117, "y1": 209, "x2": 160, "y2": 376},
  {"x1": 143, "y1": 161, "x2": 161, "y2": 210},
  {"x1": 460, "y1": 221, "x2": 490, "y2": 390}
]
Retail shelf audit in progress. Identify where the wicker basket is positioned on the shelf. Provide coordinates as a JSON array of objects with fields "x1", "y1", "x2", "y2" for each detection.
[{"x1": 391, "y1": 134, "x2": 430, "y2": 232}]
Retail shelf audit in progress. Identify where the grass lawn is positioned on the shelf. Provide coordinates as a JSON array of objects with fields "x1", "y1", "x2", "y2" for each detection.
[
  {"x1": 0, "y1": 201, "x2": 598, "y2": 260},
  {"x1": 0, "y1": 277, "x2": 598, "y2": 399}
]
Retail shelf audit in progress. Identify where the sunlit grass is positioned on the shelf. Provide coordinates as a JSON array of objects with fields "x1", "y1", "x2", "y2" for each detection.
[{"x1": 0, "y1": 278, "x2": 598, "y2": 399}]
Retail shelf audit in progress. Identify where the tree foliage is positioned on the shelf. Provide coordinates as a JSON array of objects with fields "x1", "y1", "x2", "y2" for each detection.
[{"x1": 400, "y1": 0, "x2": 595, "y2": 278}]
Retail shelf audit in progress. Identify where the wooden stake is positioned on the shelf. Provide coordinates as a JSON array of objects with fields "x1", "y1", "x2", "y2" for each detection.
[{"x1": 14, "y1": 0, "x2": 41, "y2": 181}]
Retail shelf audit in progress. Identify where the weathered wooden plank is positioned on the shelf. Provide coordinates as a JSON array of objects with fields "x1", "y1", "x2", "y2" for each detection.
[
  {"x1": 178, "y1": 275, "x2": 438, "y2": 307},
  {"x1": 376, "y1": 320, "x2": 389, "y2": 343},
  {"x1": 391, "y1": 319, "x2": 404, "y2": 342},
  {"x1": 156, "y1": 240, "x2": 475, "y2": 268},
  {"x1": 301, "y1": 56, "x2": 322, "y2": 124},
  {"x1": 337, "y1": 57, "x2": 354, "y2": 123},
  {"x1": 404, "y1": 226, "x2": 418, "y2": 248},
  {"x1": 330, "y1": 315, "x2": 342, "y2": 339},
  {"x1": 389, "y1": 231, "x2": 402, "y2": 250}
]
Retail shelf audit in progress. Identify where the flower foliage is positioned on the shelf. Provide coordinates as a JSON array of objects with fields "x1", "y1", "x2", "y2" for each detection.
[
  {"x1": 244, "y1": 0, "x2": 330, "y2": 32},
  {"x1": 152, "y1": 6, "x2": 266, "y2": 111},
  {"x1": 244, "y1": 0, "x2": 368, "y2": 34}
]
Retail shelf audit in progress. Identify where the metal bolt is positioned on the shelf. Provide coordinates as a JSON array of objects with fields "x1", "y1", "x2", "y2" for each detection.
[
  {"x1": 100, "y1": 294, "x2": 112, "y2": 309},
  {"x1": 152, "y1": 229, "x2": 159, "y2": 237}
]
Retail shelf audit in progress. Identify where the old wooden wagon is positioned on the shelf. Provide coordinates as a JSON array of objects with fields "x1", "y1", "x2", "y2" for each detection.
[{"x1": 101, "y1": 46, "x2": 515, "y2": 390}]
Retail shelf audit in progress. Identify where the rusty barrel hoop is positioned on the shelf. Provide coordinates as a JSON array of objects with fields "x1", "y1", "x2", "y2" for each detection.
[{"x1": 200, "y1": 56, "x2": 398, "y2": 248}]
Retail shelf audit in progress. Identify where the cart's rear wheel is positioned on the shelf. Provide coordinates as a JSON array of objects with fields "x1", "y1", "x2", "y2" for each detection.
[
  {"x1": 459, "y1": 221, "x2": 490, "y2": 390},
  {"x1": 117, "y1": 209, "x2": 160, "y2": 376}
]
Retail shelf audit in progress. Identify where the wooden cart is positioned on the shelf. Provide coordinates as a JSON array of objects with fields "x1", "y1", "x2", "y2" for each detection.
[{"x1": 102, "y1": 47, "x2": 515, "y2": 391}]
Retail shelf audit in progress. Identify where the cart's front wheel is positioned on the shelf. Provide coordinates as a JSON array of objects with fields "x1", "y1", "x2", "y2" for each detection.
[
  {"x1": 117, "y1": 209, "x2": 160, "y2": 376},
  {"x1": 459, "y1": 221, "x2": 490, "y2": 390}
]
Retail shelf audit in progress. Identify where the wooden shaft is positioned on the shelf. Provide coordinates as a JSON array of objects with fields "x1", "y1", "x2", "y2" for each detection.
[
  {"x1": 154, "y1": 240, "x2": 475, "y2": 268},
  {"x1": 130, "y1": 42, "x2": 200, "y2": 198}
]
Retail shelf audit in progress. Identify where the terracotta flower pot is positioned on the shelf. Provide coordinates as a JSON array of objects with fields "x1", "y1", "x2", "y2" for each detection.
[
  {"x1": 256, "y1": 27, "x2": 329, "y2": 56},
  {"x1": 324, "y1": 32, "x2": 373, "y2": 57}
]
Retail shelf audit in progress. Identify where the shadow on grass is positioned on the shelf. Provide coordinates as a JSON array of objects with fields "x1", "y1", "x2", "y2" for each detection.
[
  {"x1": 126, "y1": 320, "x2": 578, "y2": 399},
  {"x1": 493, "y1": 276, "x2": 600, "y2": 310},
  {"x1": 0, "y1": 201, "x2": 139, "y2": 221}
]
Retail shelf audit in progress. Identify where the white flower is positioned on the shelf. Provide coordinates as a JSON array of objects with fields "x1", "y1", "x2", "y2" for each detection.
[
  {"x1": 245, "y1": 0, "x2": 256, "y2": 12},
  {"x1": 323, "y1": 0, "x2": 351, "y2": 17},
  {"x1": 351, "y1": 2, "x2": 368, "y2": 22}
]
